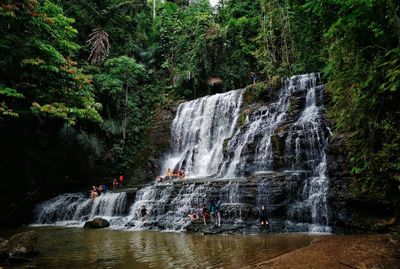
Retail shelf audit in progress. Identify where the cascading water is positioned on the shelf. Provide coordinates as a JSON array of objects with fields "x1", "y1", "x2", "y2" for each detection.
[
  {"x1": 34, "y1": 192, "x2": 127, "y2": 225},
  {"x1": 34, "y1": 73, "x2": 333, "y2": 232},
  {"x1": 123, "y1": 184, "x2": 208, "y2": 230},
  {"x1": 162, "y1": 89, "x2": 243, "y2": 178},
  {"x1": 283, "y1": 79, "x2": 331, "y2": 232}
]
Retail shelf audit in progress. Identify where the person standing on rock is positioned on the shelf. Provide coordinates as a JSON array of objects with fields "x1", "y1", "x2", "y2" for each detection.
[
  {"x1": 250, "y1": 72, "x2": 256, "y2": 85},
  {"x1": 259, "y1": 205, "x2": 269, "y2": 227},
  {"x1": 140, "y1": 205, "x2": 147, "y2": 221},
  {"x1": 209, "y1": 200, "x2": 217, "y2": 227},
  {"x1": 215, "y1": 197, "x2": 221, "y2": 227},
  {"x1": 202, "y1": 204, "x2": 209, "y2": 225}
]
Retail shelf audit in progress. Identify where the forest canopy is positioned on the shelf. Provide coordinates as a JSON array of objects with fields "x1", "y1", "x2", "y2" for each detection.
[{"x1": 0, "y1": 0, "x2": 399, "y2": 204}]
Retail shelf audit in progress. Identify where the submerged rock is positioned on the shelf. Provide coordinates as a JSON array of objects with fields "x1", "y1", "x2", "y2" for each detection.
[
  {"x1": 84, "y1": 218, "x2": 110, "y2": 229},
  {"x1": 187, "y1": 223, "x2": 245, "y2": 235},
  {"x1": 8, "y1": 256, "x2": 33, "y2": 264}
]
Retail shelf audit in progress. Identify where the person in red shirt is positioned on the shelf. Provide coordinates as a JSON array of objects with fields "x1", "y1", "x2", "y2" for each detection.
[{"x1": 119, "y1": 175, "x2": 124, "y2": 187}]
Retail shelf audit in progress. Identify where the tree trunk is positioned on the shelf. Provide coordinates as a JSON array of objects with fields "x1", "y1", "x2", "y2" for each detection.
[
  {"x1": 153, "y1": 0, "x2": 156, "y2": 20},
  {"x1": 388, "y1": 0, "x2": 400, "y2": 46},
  {"x1": 122, "y1": 79, "x2": 128, "y2": 142}
]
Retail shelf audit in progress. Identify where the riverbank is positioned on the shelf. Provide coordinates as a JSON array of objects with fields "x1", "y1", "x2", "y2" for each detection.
[{"x1": 252, "y1": 234, "x2": 400, "y2": 269}]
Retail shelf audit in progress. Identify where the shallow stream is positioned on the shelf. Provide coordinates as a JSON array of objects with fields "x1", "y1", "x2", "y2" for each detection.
[{"x1": 1, "y1": 227, "x2": 321, "y2": 269}]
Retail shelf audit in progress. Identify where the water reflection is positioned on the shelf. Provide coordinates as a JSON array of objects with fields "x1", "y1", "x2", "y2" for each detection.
[{"x1": 6, "y1": 227, "x2": 315, "y2": 269}]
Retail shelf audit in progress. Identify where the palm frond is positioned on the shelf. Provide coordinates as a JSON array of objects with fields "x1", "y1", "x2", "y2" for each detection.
[
  {"x1": 87, "y1": 28, "x2": 110, "y2": 65},
  {"x1": 100, "y1": 119, "x2": 123, "y2": 135}
]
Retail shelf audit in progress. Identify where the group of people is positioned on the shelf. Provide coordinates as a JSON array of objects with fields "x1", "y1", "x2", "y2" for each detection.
[
  {"x1": 187, "y1": 197, "x2": 222, "y2": 228},
  {"x1": 113, "y1": 175, "x2": 124, "y2": 189},
  {"x1": 188, "y1": 199, "x2": 270, "y2": 228},
  {"x1": 89, "y1": 175, "x2": 124, "y2": 200},
  {"x1": 156, "y1": 168, "x2": 186, "y2": 182},
  {"x1": 90, "y1": 183, "x2": 107, "y2": 200}
]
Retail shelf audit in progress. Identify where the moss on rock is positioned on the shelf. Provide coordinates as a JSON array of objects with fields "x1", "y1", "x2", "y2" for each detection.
[{"x1": 243, "y1": 75, "x2": 282, "y2": 106}]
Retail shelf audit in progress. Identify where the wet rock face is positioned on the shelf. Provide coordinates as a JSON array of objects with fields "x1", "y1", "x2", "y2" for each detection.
[
  {"x1": 325, "y1": 135, "x2": 352, "y2": 227},
  {"x1": 122, "y1": 173, "x2": 319, "y2": 231},
  {"x1": 84, "y1": 217, "x2": 110, "y2": 229},
  {"x1": 129, "y1": 104, "x2": 180, "y2": 184},
  {"x1": 0, "y1": 238, "x2": 8, "y2": 262},
  {"x1": 148, "y1": 106, "x2": 178, "y2": 152},
  {"x1": 144, "y1": 74, "x2": 335, "y2": 230}
]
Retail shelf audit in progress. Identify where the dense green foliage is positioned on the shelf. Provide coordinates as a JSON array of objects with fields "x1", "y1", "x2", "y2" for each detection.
[
  {"x1": 288, "y1": 0, "x2": 400, "y2": 203},
  {"x1": 0, "y1": 0, "x2": 101, "y2": 123},
  {"x1": 0, "y1": 0, "x2": 399, "y2": 207}
]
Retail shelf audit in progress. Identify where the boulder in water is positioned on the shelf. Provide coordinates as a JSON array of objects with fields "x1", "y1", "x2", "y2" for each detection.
[
  {"x1": 7, "y1": 230, "x2": 38, "y2": 258},
  {"x1": 84, "y1": 218, "x2": 110, "y2": 229},
  {"x1": 0, "y1": 231, "x2": 39, "y2": 263},
  {"x1": 0, "y1": 238, "x2": 8, "y2": 262}
]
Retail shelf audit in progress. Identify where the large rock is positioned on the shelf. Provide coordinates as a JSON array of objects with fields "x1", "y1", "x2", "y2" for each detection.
[
  {"x1": 84, "y1": 217, "x2": 110, "y2": 229},
  {"x1": 0, "y1": 238, "x2": 8, "y2": 262},
  {"x1": 0, "y1": 231, "x2": 39, "y2": 263},
  {"x1": 7, "y1": 230, "x2": 38, "y2": 258},
  {"x1": 125, "y1": 103, "x2": 181, "y2": 185}
]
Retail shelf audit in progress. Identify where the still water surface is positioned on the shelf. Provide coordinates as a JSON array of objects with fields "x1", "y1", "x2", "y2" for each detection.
[{"x1": 4, "y1": 227, "x2": 319, "y2": 269}]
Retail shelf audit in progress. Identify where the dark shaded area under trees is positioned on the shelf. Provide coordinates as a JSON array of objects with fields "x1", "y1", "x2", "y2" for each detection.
[{"x1": 0, "y1": 0, "x2": 399, "y2": 227}]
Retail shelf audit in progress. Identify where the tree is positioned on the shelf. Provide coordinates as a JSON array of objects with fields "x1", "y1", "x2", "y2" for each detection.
[
  {"x1": 95, "y1": 56, "x2": 147, "y2": 141},
  {"x1": 0, "y1": 0, "x2": 101, "y2": 124},
  {"x1": 56, "y1": 0, "x2": 149, "y2": 64},
  {"x1": 255, "y1": 0, "x2": 292, "y2": 77}
]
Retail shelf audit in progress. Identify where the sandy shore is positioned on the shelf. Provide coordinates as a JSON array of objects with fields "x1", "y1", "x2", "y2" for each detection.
[{"x1": 249, "y1": 234, "x2": 400, "y2": 269}]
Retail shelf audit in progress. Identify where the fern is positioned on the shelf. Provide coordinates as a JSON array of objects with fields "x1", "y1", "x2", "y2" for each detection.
[{"x1": 101, "y1": 119, "x2": 123, "y2": 135}]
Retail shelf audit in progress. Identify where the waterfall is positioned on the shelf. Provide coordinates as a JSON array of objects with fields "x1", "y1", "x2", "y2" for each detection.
[
  {"x1": 220, "y1": 181, "x2": 241, "y2": 204},
  {"x1": 34, "y1": 192, "x2": 127, "y2": 225},
  {"x1": 33, "y1": 73, "x2": 332, "y2": 232},
  {"x1": 162, "y1": 89, "x2": 243, "y2": 178},
  {"x1": 119, "y1": 184, "x2": 209, "y2": 231},
  {"x1": 220, "y1": 73, "x2": 322, "y2": 177}
]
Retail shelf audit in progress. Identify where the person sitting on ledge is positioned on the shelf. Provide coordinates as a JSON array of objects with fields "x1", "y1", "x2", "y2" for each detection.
[
  {"x1": 188, "y1": 210, "x2": 197, "y2": 223},
  {"x1": 164, "y1": 168, "x2": 173, "y2": 181},
  {"x1": 113, "y1": 178, "x2": 119, "y2": 189},
  {"x1": 92, "y1": 185, "x2": 102, "y2": 196},
  {"x1": 98, "y1": 185, "x2": 103, "y2": 195},
  {"x1": 172, "y1": 168, "x2": 179, "y2": 177},
  {"x1": 178, "y1": 168, "x2": 186, "y2": 180},
  {"x1": 90, "y1": 188, "x2": 98, "y2": 200},
  {"x1": 101, "y1": 183, "x2": 107, "y2": 193}
]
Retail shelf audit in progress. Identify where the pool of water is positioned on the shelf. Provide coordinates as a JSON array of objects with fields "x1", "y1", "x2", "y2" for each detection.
[{"x1": 2, "y1": 227, "x2": 321, "y2": 269}]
